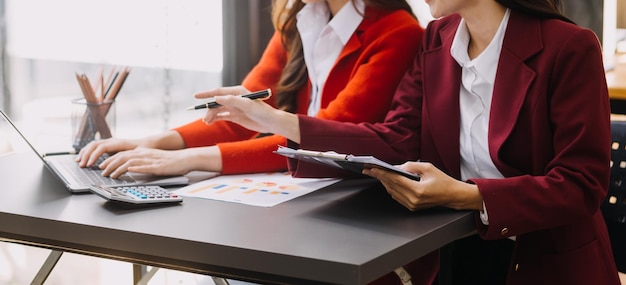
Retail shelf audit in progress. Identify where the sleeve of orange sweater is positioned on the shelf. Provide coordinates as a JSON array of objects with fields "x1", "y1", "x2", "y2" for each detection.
[
  {"x1": 173, "y1": 31, "x2": 286, "y2": 148},
  {"x1": 218, "y1": 134, "x2": 288, "y2": 174}
]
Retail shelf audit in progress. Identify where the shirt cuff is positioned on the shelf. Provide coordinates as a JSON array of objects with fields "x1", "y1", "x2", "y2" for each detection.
[{"x1": 479, "y1": 201, "x2": 489, "y2": 225}]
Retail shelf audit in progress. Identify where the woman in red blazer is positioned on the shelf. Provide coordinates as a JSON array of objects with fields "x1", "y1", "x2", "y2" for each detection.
[
  {"x1": 77, "y1": 0, "x2": 422, "y2": 176},
  {"x1": 200, "y1": 0, "x2": 622, "y2": 283},
  {"x1": 77, "y1": 1, "x2": 435, "y2": 284}
]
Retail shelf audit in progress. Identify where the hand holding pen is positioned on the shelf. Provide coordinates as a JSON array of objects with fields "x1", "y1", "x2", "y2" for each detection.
[{"x1": 186, "y1": 89, "x2": 272, "y2": 110}]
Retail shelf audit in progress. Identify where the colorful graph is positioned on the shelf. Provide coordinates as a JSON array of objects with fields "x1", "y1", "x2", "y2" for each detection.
[
  {"x1": 172, "y1": 172, "x2": 340, "y2": 207},
  {"x1": 256, "y1": 181, "x2": 277, "y2": 187},
  {"x1": 188, "y1": 183, "x2": 218, "y2": 194},
  {"x1": 278, "y1": 185, "x2": 299, "y2": 190}
]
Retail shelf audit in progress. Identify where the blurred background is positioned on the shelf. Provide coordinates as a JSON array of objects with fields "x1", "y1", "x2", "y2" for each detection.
[{"x1": 0, "y1": 0, "x2": 620, "y2": 284}]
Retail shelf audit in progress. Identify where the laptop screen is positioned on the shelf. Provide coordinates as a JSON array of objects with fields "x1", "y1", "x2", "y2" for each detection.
[{"x1": 0, "y1": 108, "x2": 58, "y2": 166}]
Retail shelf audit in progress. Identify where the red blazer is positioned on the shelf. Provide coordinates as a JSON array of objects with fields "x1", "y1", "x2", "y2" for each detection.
[
  {"x1": 173, "y1": 7, "x2": 423, "y2": 174},
  {"x1": 293, "y1": 11, "x2": 620, "y2": 284}
]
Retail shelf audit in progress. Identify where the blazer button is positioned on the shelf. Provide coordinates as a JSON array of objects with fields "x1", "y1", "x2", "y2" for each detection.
[
  {"x1": 500, "y1": 228, "x2": 509, "y2": 235},
  {"x1": 515, "y1": 263, "x2": 519, "y2": 271}
]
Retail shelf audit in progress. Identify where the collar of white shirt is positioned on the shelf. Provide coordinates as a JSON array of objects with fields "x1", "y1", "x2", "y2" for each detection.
[
  {"x1": 297, "y1": 0, "x2": 364, "y2": 46},
  {"x1": 450, "y1": 8, "x2": 511, "y2": 86}
]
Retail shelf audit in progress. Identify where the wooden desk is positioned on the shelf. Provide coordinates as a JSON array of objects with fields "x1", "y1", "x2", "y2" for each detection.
[
  {"x1": 607, "y1": 54, "x2": 626, "y2": 101},
  {"x1": 607, "y1": 69, "x2": 626, "y2": 100},
  {"x1": 0, "y1": 151, "x2": 475, "y2": 285}
]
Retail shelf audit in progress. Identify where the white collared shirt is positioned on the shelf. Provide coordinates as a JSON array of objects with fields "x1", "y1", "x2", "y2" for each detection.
[
  {"x1": 450, "y1": 9, "x2": 511, "y2": 224},
  {"x1": 297, "y1": 0, "x2": 364, "y2": 116}
]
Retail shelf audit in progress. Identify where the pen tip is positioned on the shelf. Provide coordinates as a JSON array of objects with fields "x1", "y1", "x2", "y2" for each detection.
[{"x1": 185, "y1": 106, "x2": 194, "y2": 111}]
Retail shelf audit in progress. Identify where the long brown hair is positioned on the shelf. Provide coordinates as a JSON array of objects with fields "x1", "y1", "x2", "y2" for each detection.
[
  {"x1": 270, "y1": 0, "x2": 415, "y2": 113},
  {"x1": 496, "y1": 0, "x2": 573, "y2": 23}
]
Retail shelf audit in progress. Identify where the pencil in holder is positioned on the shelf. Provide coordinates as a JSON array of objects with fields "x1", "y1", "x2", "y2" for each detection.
[{"x1": 71, "y1": 98, "x2": 115, "y2": 152}]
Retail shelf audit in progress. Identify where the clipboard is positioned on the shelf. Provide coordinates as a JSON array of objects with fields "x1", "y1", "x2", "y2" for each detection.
[{"x1": 274, "y1": 146, "x2": 420, "y2": 181}]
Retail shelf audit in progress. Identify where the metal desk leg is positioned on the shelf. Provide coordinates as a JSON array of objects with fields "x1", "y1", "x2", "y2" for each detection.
[
  {"x1": 211, "y1": 277, "x2": 230, "y2": 285},
  {"x1": 133, "y1": 264, "x2": 162, "y2": 285},
  {"x1": 133, "y1": 264, "x2": 229, "y2": 285},
  {"x1": 133, "y1": 264, "x2": 146, "y2": 284},
  {"x1": 134, "y1": 264, "x2": 159, "y2": 285},
  {"x1": 30, "y1": 250, "x2": 63, "y2": 285}
]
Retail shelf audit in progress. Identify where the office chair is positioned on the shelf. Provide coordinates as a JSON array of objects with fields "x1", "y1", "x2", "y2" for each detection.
[{"x1": 603, "y1": 120, "x2": 626, "y2": 272}]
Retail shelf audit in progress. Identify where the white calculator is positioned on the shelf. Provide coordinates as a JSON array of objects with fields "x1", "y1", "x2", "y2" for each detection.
[{"x1": 89, "y1": 185, "x2": 183, "y2": 206}]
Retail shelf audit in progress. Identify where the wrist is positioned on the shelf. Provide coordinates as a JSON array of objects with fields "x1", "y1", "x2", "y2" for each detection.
[
  {"x1": 449, "y1": 181, "x2": 483, "y2": 211},
  {"x1": 186, "y1": 146, "x2": 223, "y2": 172},
  {"x1": 144, "y1": 130, "x2": 185, "y2": 150},
  {"x1": 271, "y1": 110, "x2": 300, "y2": 143}
]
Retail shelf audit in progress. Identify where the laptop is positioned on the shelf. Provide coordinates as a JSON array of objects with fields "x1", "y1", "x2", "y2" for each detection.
[{"x1": 0, "y1": 108, "x2": 189, "y2": 193}]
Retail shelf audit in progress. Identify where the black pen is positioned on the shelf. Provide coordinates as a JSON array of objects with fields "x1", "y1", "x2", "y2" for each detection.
[
  {"x1": 44, "y1": 150, "x2": 77, "y2": 157},
  {"x1": 186, "y1": 89, "x2": 272, "y2": 110}
]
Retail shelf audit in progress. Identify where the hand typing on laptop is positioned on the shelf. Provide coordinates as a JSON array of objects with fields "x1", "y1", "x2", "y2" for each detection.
[
  {"x1": 76, "y1": 133, "x2": 223, "y2": 178},
  {"x1": 75, "y1": 86, "x2": 283, "y2": 178},
  {"x1": 0, "y1": 108, "x2": 188, "y2": 192}
]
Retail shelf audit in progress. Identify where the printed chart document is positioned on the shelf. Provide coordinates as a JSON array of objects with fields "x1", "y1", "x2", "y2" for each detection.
[
  {"x1": 171, "y1": 172, "x2": 340, "y2": 207},
  {"x1": 274, "y1": 146, "x2": 420, "y2": 181}
]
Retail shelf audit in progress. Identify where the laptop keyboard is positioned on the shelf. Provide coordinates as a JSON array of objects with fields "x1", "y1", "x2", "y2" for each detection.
[
  {"x1": 52, "y1": 155, "x2": 135, "y2": 186},
  {"x1": 72, "y1": 164, "x2": 135, "y2": 185}
]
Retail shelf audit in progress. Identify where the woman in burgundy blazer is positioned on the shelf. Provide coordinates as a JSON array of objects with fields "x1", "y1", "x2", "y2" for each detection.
[{"x1": 200, "y1": 0, "x2": 622, "y2": 283}]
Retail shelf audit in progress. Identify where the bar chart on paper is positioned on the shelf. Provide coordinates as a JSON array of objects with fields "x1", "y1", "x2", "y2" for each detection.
[{"x1": 172, "y1": 172, "x2": 340, "y2": 207}]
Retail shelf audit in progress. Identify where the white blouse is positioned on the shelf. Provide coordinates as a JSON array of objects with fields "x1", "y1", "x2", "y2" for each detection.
[
  {"x1": 450, "y1": 9, "x2": 511, "y2": 224},
  {"x1": 297, "y1": 0, "x2": 364, "y2": 116}
]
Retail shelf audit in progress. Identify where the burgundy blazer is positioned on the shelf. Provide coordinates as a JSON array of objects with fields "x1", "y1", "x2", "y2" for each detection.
[{"x1": 291, "y1": 10, "x2": 620, "y2": 284}]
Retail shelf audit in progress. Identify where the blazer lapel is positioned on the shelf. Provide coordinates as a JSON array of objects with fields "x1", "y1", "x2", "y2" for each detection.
[
  {"x1": 337, "y1": 6, "x2": 381, "y2": 60},
  {"x1": 489, "y1": 11, "x2": 541, "y2": 174},
  {"x1": 423, "y1": 11, "x2": 542, "y2": 178},
  {"x1": 320, "y1": 9, "x2": 370, "y2": 108},
  {"x1": 422, "y1": 19, "x2": 462, "y2": 178}
]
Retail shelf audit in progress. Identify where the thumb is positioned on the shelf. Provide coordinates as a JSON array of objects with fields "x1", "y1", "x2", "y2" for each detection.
[
  {"x1": 194, "y1": 86, "x2": 249, "y2": 99},
  {"x1": 399, "y1": 161, "x2": 431, "y2": 176}
]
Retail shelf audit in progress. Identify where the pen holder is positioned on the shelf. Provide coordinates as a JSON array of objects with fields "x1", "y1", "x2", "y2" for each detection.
[{"x1": 71, "y1": 98, "x2": 116, "y2": 152}]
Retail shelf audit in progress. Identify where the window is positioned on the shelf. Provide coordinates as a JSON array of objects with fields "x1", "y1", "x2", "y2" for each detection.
[{"x1": 4, "y1": 0, "x2": 223, "y2": 150}]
